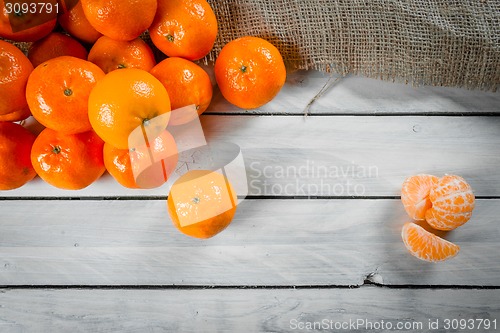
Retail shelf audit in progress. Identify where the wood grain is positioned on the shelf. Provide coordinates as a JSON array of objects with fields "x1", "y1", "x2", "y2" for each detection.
[
  {"x1": 207, "y1": 71, "x2": 500, "y2": 115},
  {"x1": 1, "y1": 70, "x2": 497, "y2": 329},
  {"x1": 1, "y1": 199, "x2": 498, "y2": 286},
  {"x1": 0, "y1": 288, "x2": 498, "y2": 332},
  {"x1": 3, "y1": 116, "x2": 500, "y2": 198}
]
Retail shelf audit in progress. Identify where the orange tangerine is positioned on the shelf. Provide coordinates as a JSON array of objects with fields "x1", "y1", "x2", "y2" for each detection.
[
  {"x1": 0, "y1": 40, "x2": 33, "y2": 116},
  {"x1": 88, "y1": 68, "x2": 171, "y2": 149},
  {"x1": 214, "y1": 36, "x2": 286, "y2": 109},
  {"x1": 88, "y1": 36, "x2": 156, "y2": 73},
  {"x1": 129, "y1": 130, "x2": 178, "y2": 189},
  {"x1": 26, "y1": 56, "x2": 105, "y2": 134},
  {"x1": 0, "y1": 122, "x2": 37, "y2": 190},
  {"x1": 58, "y1": 0, "x2": 102, "y2": 44},
  {"x1": 28, "y1": 32, "x2": 88, "y2": 68},
  {"x1": 167, "y1": 170, "x2": 237, "y2": 239},
  {"x1": 31, "y1": 128, "x2": 105, "y2": 190},
  {"x1": 149, "y1": 0, "x2": 218, "y2": 61},
  {"x1": 150, "y1": 57, "x2": 212, "y2": 125},
  {"x1": 80, "y1": 0, "x2": 157, "y2": 41},
  {"x1": 103, "y1": 143, "x2": 139, "y2": 189}
]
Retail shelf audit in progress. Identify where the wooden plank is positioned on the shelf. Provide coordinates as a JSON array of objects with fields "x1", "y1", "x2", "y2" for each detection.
[
  {"x1": 0, "y1": 199, "x2": 498, "y2": 286},
  {"x1": 207, "y1": 71, "x2": 500, "y2": 115},
  {"x1": 0, "y1": 288, "x2": 498, "y2": 332},
  {"x1": 3, "y1": 116, "x2": 500, "y2": 198}
]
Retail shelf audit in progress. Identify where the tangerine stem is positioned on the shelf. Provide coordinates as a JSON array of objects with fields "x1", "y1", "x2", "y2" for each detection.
[
  {"x1": 64, "y1": 88, "x2": 73, "y2": 96},
  {"x1": 52, "y1": 146, "x2": 62, "y2": 154}
]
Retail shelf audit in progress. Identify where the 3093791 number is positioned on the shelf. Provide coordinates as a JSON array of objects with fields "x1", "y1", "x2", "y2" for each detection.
[
  {"x1": 4, "y1": 2, "x2": 59, "y2": 15},
  {"x1": 443, "y1": 318, "x2": 497, "y2": 330}
]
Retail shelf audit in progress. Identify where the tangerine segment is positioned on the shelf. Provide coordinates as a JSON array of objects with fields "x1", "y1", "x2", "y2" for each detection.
[
  {"x1": 88, "y1": 68, "x2": 171, "y2": 149},
  {"x1": 26, "y1": 56, "x2": 105, "y2": 134},
  {"x1": 426, "y1": 175, "x2": 475, "y2": 231},
  {"x1": 214, "y1": 36, "x2": 286, "y2": 109},
  {"x1": 167, "y1": 170, "x2": 237, "y2": 239},
  {"x1": 401, "y1": 174, "x2": 439, "y2": 220},
  {"x1": 401, "y1": 222, "x2": 460, "y2": 262},
  {"x1": 30, "y1": 128, "x2": 105, "y2": 190}
]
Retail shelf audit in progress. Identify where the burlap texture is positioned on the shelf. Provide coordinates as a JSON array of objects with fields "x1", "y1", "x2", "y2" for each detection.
[
  {"x1": 206, "y1": 0, "x2": 500, "y2": 91},
  {"x1": 3, "y1": 1, "x2": 498, "y2": 91}
]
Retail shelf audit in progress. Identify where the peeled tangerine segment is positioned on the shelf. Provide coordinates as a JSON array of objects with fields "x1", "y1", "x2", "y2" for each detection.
[
  {"x1": 401, "y1": 222, "x2": 460, "y2": 263},
  {"x1": 401, "y1": 174, "x2": 439, "y2": 220},
  {"x1": 426, "y1": 175, "x2": 475, "y2": 231}
]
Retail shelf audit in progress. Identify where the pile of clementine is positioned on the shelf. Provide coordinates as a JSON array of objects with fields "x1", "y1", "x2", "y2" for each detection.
[
  {"x1": 1, "y1": 0, "x2": 288, "y2": 238},
  {"x1": 400, "y1": 174, "x2": 475, "y2": 262}
]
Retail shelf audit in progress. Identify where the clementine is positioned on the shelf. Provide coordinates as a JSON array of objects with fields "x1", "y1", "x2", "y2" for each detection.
[
  {"x1": 26, "y1": 56, "x2": 105, "y2": 134},
  {"x1": 58, "y1": 0, "x2": 102, "y2": 44},
  {"x1": 80, "y1": 0, "x2": 157, "y2": 41},
  {"x1": 150, "y1": 57, "x2": 212, "y2": 125},
  {"x1": 105, "y1": 130, "x2": 177, "y2": 189},
  {"x1": 167, "y1": 170, "x2": 237, "y2": 239},
  {"x1": 214, "y1": 36, "x2": 286, "y2": 109},
  {"x1": 28, "y1": 32, "x2": 88, "y2": 68},
  {"x1": 88, "y1": 68, "x2": 171, "y2": 149},
  {"x1": 0, "y1": 40, "x2": 33, "y2": 116},
  {"x1": 88, "y1": 36, "x2": 156, "y2": 73},
  {"x1": 149, "y1": 0, "x2": 217, "y2": 61},
  {"x1": 0, "y1": 122, "x2": 37, "y2": 190},
  {"x1": 31, "y1": 128, "x2": 105, "y2": 190}
]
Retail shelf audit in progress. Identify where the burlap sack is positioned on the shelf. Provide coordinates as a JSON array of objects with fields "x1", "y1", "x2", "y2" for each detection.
[
  {"x1": 3, "y1": 1, "x2": 498, "y2": 91},
  {"x1": 206, "y1": 0, "x2": 499, "y2": 91}
]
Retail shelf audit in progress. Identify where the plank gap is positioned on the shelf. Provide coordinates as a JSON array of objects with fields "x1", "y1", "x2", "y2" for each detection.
[
  {"x1": 1, "y1": 195, "x2": 498, "y2": 201},
  {"x1": 205, "y1": 112, "x2": 500, "y2": 117},
  {"x1": 1, "y1": 285, "x2": 499, "y2": 290}
]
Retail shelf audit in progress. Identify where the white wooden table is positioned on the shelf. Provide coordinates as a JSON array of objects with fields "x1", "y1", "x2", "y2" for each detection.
[{"x1": 1, "y1": 71, "x2": 499, "y2": 332}]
